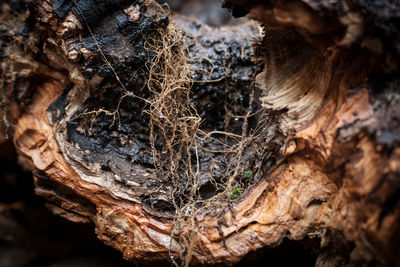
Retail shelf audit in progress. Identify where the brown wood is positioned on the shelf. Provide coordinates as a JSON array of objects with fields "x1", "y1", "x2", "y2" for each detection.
[{"x1": 1, "y1": 0, "x2": 399, "y2": 265}]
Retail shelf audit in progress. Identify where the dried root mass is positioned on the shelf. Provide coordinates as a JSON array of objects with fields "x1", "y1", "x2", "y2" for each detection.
[{"x1": 1, "y1": 0, "x2": 399, "y2": 266}]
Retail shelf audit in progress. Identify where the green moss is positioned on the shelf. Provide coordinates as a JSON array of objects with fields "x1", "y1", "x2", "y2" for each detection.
[
  {"x1": 230, "y1": 187, "x2": 243, "y2": 200},
  {"x1": 242, "y1": 169, "x2": 253, "y2": 179}
]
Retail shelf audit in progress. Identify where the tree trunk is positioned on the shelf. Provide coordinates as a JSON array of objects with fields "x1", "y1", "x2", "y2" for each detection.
[{"x1": 1, "y1": 0, "x2": 399, "y2": 266}]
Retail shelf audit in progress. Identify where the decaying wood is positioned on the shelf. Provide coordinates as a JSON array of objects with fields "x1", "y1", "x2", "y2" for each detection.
[{"x1": 1, "y1": 0, "x2": 399, "y2": 266}]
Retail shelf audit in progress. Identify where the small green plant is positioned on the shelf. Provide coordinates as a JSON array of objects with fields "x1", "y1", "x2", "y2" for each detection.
[
  {"x1": 230, "y1": 187, "x2": 243, "y2": 200},
  {"x1": 242, "y1": 169, "x2": 253, "y2": 179}
]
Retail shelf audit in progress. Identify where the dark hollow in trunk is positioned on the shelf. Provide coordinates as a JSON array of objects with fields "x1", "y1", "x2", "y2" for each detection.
[{"x1": 1, "y1": 0, "x2": 399, "y2": 266}]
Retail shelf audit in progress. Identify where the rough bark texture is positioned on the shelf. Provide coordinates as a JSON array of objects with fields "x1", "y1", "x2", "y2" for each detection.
[{"x1": 1, "y1": 0, "x2": 399, "y2": 266}]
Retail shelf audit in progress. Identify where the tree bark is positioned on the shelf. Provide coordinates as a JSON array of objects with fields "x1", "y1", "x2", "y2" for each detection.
[{"x1": 1, "y1": 0, "x2": 399, "y2": 266}]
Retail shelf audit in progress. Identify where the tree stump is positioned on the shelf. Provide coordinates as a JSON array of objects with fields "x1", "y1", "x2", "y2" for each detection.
[{"x1": 1, "y1": 0, "x2": 399, "y2": 266}]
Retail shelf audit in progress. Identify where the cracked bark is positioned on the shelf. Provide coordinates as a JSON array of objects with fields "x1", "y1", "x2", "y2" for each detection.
[{"x1": 1, "y1": 0, "x2": 400, "y2": 266}]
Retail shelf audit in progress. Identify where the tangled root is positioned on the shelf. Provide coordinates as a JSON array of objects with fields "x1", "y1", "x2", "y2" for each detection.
[{"x1": 74, "y1": 1, "x2": 269, "y2": 265}]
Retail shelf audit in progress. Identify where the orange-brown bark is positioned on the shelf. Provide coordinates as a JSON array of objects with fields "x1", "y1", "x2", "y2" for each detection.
[{"x1": 2, "y1": 0, "x2": 400, "y2": 266}]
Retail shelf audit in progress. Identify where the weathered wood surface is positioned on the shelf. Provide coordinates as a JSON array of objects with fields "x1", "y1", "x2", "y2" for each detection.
[{"x1": 1, "y1": 0, "x2": 399, "y2": 265}]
